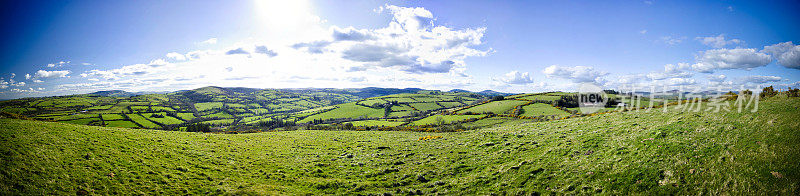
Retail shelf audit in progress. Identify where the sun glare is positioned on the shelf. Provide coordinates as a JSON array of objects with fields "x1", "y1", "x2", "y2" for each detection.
[{"x1": 253, "y1": 0, "x2": 315, "y2": 32}]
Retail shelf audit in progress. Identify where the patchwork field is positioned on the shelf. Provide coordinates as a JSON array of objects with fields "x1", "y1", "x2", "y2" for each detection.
[
  {"x1": 1, "y1": 97, "x2": 797, "y2": 194},
  {"x1": 458, "y1": 99, "x2": 528, "y2": 114}
]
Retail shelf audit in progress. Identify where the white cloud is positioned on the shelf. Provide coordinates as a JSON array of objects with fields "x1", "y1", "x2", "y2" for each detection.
[
  {"x1": 199, "y1": 38, "x2": 218, "y2": 45},
  {"x1": 542, "y1": 65, "x2": 608, "y2": 83},
  {"x1": 46, "y1": 61, "x2": 69, "y2": 67},
  {"x1": 225, "y1": 48, "x2": 250, "y2": 55},
  {"x1": 639, "y1": 30, "x2": 647, "y2": 34},
  {"x1": 737, "y1": 75, "x2": 783, "y2": 84},
  {"x1": 659, "y1": 36, "x2": 686, "y2": 46},
  {"x1": 82, "y1": 63, "x2": 92, "y2": 66},
  {"x1": 695, "y1": 34, "x2": 743, "y2": 48},
  {"x1": 761, "y1": 41, "x2": 800, "y2": 69},
  {"x1": 493, "y1": 71, "x2": 534, "y2": 84},
  {"x1": 332, "y1": 26, "x2": 375, "y2": 41},
  {"x1": 254, "y1": 45, "x2": 278, "y2": 57},
  {"x1": 166, "y1": 52, "x2": 187, "y2": 61},
  {"x1": 33, "y1": 70, "x2": 71, "y2": 79},
  {"x1": 707, "y1": 74, "x2": 726, "y2": 82},
  {"x1": 25, "y1": 74, "x2": 31, "y2": 80},
  {"x1": 65, "y1": 5, "x2": 486, "y2": 93},
  {"x1": 647, "y1": 63, "x2": 693, "y2": 80},
  {"x1": 691, "y1": 48, "x2": 772, "y2": 73},
  {"x1": 10, "y1": 73, "x2": 15, "y2": 78},
  {"x1": 662, "y1": 78, "x2": 696, "y2": 86}
]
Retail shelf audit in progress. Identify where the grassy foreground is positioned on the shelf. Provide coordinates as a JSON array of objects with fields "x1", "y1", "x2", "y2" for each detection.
[{"x1": 1, "y1": 98, "x2": 798, "y2": 195}]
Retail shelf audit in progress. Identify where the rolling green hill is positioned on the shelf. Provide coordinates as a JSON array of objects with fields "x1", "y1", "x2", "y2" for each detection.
[
  {"x1": 1, "y1": 97, "x2": 797, "y2": 194},
  {"x1": 0, "y1": 86, "x2": 365, "y2": 130}
]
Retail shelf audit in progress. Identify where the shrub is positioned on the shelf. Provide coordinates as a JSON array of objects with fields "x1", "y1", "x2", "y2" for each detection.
[{"x1": 760, "y1": 86, "x2": 777, "y2": 98}]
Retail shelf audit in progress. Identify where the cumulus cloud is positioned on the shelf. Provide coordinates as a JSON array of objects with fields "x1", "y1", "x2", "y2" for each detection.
[
  {"x1": 707, "y1": 74, "x2": 727, "y2": 82},
  {"x1": 647, "y1": 63, "x2": 693, "y2": 80},
  {"x1": 543, "y1": 65, "x2": 608, "y2": 83},
  {"x1": 493, "y1": 71, "x2": 534, "y2": 84},
  {"x1": 33, "y1": 70, "x2": 71, "y2": 79},
  {"x1": 199, "y1": 38, "x2": 217, "y2": 45},
  {"x1": 737, "y1": 75, "x2": 783, "y2": 84},
  {"x1": 761, "y1": 41, "x2": 800, "y2": 69},
  {"x1": 24, "y1": 74, "x2": 31, "y2": 80},
  {"x1": 332, "y1": 27, "x2": 375, "y2": 41},
  {"x1": 291, "y1": 41, "x2": 331, "y2": 54},
  {"x1": 166, "y1": 52, "x2": 187, "y2": 61},
  {"x1": 81, "y1": 59, "x2": 170, "y2": 80},
  {"x1": 46, "y1": 61, "x2": 69, "y2": 67},
  {"x1": 254, "y1": 45, "x2": 278, "y2": 57},
  {"x1": 691, "y1": 48, "x2": 772, "y2": 73},
  {"x1": 34, "y1": 5, "x2": 489, "y2": 95},
  {"x1": 226, "y1": 48, "x2": 250, "y2": 55},
  {"x1": 292, "y1": 5, "x2": 488, "y2": 74},
  {"x1": 663, "y1": 78, "x2": 696, "y2": 86},
  {"x1": 659, "y1": 36, "x2": 686, "y2": 46},
  {"x1": 695, "y1": 34, "x2": 743, "y2": 48}
]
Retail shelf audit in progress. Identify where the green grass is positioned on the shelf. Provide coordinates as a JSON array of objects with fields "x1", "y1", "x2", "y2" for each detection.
[
  {"x1": 176, "y1": 113, "x2": 196, "y2": 121},
  {"x1": 201, "y1": 112, "x2": 234, "y2": 119},
  {"x1": 348, "y1": 120, "x2": 406, "y2": 127},
  {"x1": 54, "y1": 113, "x2": 98, "y2": 121},
  {"x1": 60, "y1": 118, "x2": 100, "y2": 125},
  {"x1": 459, "y1": 100, "x2": 528, "y2": 114},
  {"x1": 100, "y1": 114, "x2": 126, "y2": 121},
  {"x1": 104, "y1": 120, "x2": 139, "y2": 128},
  {"x1": 383, "y1": 97, "x2": 416, "y2": 103},
  {"x1": 0, "y1": 98, "x2": 798, "y2": 194},
  {"x1": 408, "y1": 102, "x2": 442, "y2": 111},
  {"x1": 515, "y1": 94, "x2": 561, "y2": 101},
  {"x1": 200, "y1": 119, "x2": 235, "y2": 126},
  {"x1": 438, "y1": 101, "x2": 465, "y2": 108},
  {"x1": 410, "y1": 114, "x2": 486, "y2": 125},
  {"x1": 520, "y1": 103, "x2": 570, "y2": 117},
  {"x1": 150, "y1": 106, "x2": 176, "y2": 112},
  {"x1": 194, "y1": 102, "x2": 224, "y2": 111},
  {"x1": 126, "y1": 113, "x2": 161, "y2": 129},
  {"x1": 87, "y1": 105, "x2": 113, "y2": 110},
  {"x1": 142, "y1": 113, "x2": 184, "y2": 125},
  {"x1": 298, "y1": 103, "x2": 384, "y2": 123}
]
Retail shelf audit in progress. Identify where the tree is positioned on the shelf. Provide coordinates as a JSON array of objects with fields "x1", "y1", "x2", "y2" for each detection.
[
  {"x1": 384, "y1": 104, "x2": 392, "y2": 117},
  {"x1": 760, "y1": 86, "x2": 777, "y2": 98},
  {"x1": 788, "y1": 87, "x2": 799, "y2": 97},
  {"x1": 491, "y1": 96, "x2": 505, "y2": 101}
]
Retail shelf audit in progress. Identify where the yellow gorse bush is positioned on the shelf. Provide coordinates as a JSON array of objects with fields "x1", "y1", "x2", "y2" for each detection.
[{"x1": 418, "y1": 135, "x2": 443, "y2": 141}]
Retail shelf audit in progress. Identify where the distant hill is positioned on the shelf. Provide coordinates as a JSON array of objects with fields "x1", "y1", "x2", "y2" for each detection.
[
  {"x1": 447, "y1": 89, "x2": 512, "y2": 96},
  {"x1": 283, "y1": 87, "x2": 426, "y2": 99},
  {"x1": 89, "y1": 90, "x2": 139, "y2": 97},
  {"x1": 477, "y1": 90, "x2": 513, "y2": 97}
]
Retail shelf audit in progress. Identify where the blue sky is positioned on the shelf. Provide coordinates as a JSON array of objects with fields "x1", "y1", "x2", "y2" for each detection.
[{"x1": 1, "y1": 0, "x2": 799, "y2": 99}]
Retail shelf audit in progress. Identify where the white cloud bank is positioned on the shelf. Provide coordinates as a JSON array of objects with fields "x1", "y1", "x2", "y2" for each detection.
[
  {"x1": 542, "y1": 65, "x2": 608, "y2": 84},
  {"x1": 695, "y1": 34, "x2": 743, "y2": 48},
  {"x1": 56, "y1": 4, "x2": 488, "y2": 93},
  {"x1": 493, "y1": 71, "x2": 534, "y2": 85}
]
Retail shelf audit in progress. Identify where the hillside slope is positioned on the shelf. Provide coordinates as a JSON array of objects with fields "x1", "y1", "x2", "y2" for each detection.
[{"x1": 0, "y1": 98, "x2": 798, "y2": 195}]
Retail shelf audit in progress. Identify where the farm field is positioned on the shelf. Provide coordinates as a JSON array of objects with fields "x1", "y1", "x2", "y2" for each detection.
[
  {"x1": 0, "y1": 86, "x2": 365, "y2": 130},
  {"x1": 296, "y1": 92, "x2": 481, "y2": 124},
  {"x1": 410, "y1": 114, "x2": 486, "y2": 126},
  {"x1": 520, "y1": 103, "x2": 571, "y2": 118},
  {"x1": 458, "y1": 99, "x2": 528, "y2": 114},
  {"x1": 1, "y1": 97, "x2": 797, "y2": 194}
]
